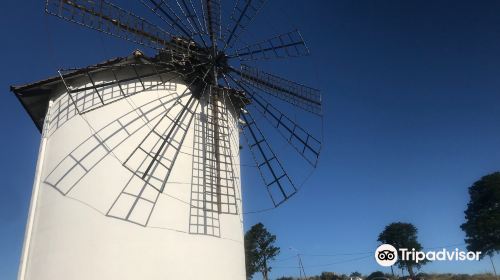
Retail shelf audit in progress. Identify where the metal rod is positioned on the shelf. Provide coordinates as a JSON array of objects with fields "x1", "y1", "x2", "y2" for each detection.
[
  {"x1": 224, "y1": 0, "x2": 252, "y2": 48},
  {"x1": 236, "y1": 41, "x2": 303, "y2": 58},
  {"x1": 146, "y1": 0, "x2": 192, "y2": 38}
]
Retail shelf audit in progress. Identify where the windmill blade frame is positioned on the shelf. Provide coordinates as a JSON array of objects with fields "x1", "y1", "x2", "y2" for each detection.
[
  {"x1": 223, "y1": 73, "x2": 301, "y2": 207},
  {"x1": 229, "y1": 29, "x2": 310, "y2": 61},
  {"x1": 226, "y1": 72, "x2": 321, "y2": 167},
  {"x1": 175, "y1": 0, "x2": 210, "y2": 47},
  {"x1": 223, "y1": 0, "x2": 267, "y2": 50},
  {"x1": 45, "y1": 0, "x2": 197, "y2": 53},
  {"x1": 203, "y1": 0, "x2": 222, "y2": 45},
  {"x1": 234, "y1": 64, "x2": 322, "y2": 115},
  {"x1": 179, "y1": 0, "x2": 207, "y2": 34},
  {"x1": 139, "y1": 0, "x2": 198, "y2": 40},
  {"x1": 240, "y1": 109, "x2": 297, "y2": 207}
]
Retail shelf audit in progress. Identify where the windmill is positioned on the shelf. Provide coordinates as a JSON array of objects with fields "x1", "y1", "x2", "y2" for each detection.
[{"x1": 10, "y1": 0, "x2": 322, "y2": 279}]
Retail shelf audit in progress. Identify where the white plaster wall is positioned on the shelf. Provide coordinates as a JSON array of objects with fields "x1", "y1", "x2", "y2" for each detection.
[{"x1": 19, "y1": 76, "x2": 245, "y2": 280}]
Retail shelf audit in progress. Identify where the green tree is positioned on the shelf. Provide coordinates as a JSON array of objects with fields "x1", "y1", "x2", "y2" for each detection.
[
  {"x1": 461, "y1": 172, "x2": 500, "y2": 278},
  {"x1": 378, "y1": 222, "x2": 428, "y2": 278},
  {"x1": 366, "y1": 271, "x2": 388, "y2": 280},
  {"x1": 350, "y1": 272, "x2": 363, "y2": 278},
  {"x1": 244, "y1": 223, "x2": 280, "y2": 280},
  {"x1": 320, "y1": 272, "x2": 343, "y2": 280}
]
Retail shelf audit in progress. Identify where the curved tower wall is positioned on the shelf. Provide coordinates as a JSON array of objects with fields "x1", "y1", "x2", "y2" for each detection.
[{"x1": 18, "y1": 72, "x2": 245, "y2": 280}]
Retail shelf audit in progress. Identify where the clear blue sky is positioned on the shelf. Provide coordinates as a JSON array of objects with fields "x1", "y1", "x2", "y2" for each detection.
[{"x1": 1, "y1": 0, "x2": 500, "y2": 279}]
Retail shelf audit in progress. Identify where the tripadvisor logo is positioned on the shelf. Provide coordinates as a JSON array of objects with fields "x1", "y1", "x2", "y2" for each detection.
[
  {"x1": 375, "y1": 244, "x2": 482, "y2": 267},
  {"x1": 375, "y1": 244, "x2": 398, "y2": 266}
]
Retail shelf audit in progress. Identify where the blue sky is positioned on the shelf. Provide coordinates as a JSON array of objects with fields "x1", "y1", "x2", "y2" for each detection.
[{"x1": 1, "y1": 0, "x2": 500, "y2": 279}]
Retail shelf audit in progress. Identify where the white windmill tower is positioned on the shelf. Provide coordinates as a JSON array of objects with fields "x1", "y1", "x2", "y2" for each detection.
[{"x1": 10, "y1": 0, "x2": 323, "y2": 280}]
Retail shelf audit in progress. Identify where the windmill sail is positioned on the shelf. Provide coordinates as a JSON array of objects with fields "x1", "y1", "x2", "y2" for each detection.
[
  {"x1": 236, "y1": 64, "x2": 322, "y2": 115},
  {"x1": 230, "y1": 29, "x2": 309, "y2": 61},
  {"x1": 46, "y1": 0, "x2": 194, "y2": 53},
  {"x1": 223, "y1": 0, "x2": 267, "y2": 49},
  {"x1": 203, "y1": 0, "x2": 222, "y2": 44},
  {"x1": 139, "y1": 0, "x2": 196, "y2": 38},
  {"x1": 240, "y1": 111, "x2": 297, "y2": 206}
]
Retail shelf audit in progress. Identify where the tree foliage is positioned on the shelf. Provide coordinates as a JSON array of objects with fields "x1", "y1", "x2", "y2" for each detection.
[
  {"x1": 366, "y1": 271, "x2": 388, "y2": 280},
  {"x1": 320, "y1": 272, "x2": 344, "y2": 280},
  {"x1": 244, "y1": 223, "x2": 280, "y2": 280},
  {"x1": 461, "y1": 172, "x2": 500, "y2": 258},
  {"x1": 378, "y1": 222, "x2": 428, "y2": 277},
  {"x1": 350, "y1": 272, "x2": 363, "y2": 278},
  {"x1": 278, "y1": 273, "x2": 495, "y2": 280}
]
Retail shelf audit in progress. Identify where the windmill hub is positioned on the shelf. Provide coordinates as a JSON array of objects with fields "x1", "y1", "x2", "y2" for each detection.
[
  {"x1": 157, "y1": 37, "x2": 237, "y2": 101},
  {"x1": 214, "y1": 52, "x2": 229, "y2": 71}
]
